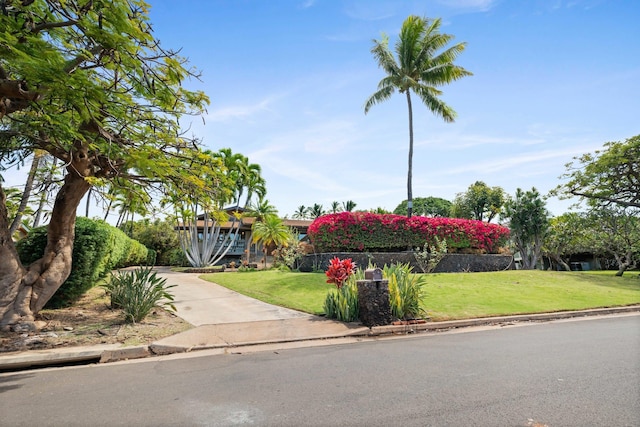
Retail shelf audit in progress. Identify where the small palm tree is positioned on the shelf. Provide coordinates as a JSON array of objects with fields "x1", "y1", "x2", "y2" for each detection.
[
  {"x1": 330, "y1": 201, "x2": 342, "y2": 214},
  {"x1": 252, "y1": 215, "x2": 292, "y2": 265},
  {"x1": 364, "y1": 15, "x2": 472, "y2": 218}
]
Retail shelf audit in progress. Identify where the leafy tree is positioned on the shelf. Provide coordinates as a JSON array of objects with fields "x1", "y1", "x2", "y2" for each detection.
[
  {"x1": 364, "y1": 15, "x2": 471, "y2": 218},
  {"x1": 585, "y1": 207, "x2": 639, "y2": 276},
  {"x1": 0, "y1": 0, "x2": 211, "y2": 330},
  {"x1": 329, "y1": 201, "x2": 342, "y2": 214},
  {"x1": 557, "y1": 135, "x2": 640, "y2": 209},
  {"x1": 128, "y1": 218, "x2": 181, "y2": 266},
  {"x1": 543, "y1": 213, "x2": 591, "y2": 271},
  {"x1": 394, "y1": 197, "x2": 452, "y2": 217},
  {"x1": 502, "y1": 188, "x2": 549, "y2": 270},
  {"x1": 450, "y1": 181, "x2": 505, "y2": 222}
]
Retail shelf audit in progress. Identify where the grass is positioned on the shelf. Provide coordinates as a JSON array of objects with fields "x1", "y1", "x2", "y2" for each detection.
[
  {"x1": 201, "y1": 270, "x2": 332, "y2": 314},
  {"x1": 201, "y1": 269, "x2": 640, "y2": 321}
]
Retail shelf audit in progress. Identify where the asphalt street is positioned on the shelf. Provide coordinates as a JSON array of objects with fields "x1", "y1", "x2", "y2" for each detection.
[{"x1": 1, "y1": 314, "x2": 638, "y2": 427}]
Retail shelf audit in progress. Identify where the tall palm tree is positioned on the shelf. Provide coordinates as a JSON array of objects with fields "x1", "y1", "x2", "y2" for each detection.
[
  {"x1": 308, "y1": 203, "x2": 325, "y2": 219},
  {"x1": 293, "y1": 205, "x2": 308, "y2": 219},
  {"x1": 364, "y1": 15, "x2": 472, "y2": 217},
  {"x1": 342, "y1": 200, "x2": 357, "y2": 212}
]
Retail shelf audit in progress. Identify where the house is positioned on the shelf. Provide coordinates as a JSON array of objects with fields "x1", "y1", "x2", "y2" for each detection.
[{"x1": 176, "y1": 208, "x2": 313, "y2": 265}]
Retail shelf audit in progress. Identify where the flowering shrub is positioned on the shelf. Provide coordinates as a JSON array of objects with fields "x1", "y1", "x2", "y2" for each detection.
[
  {"x1": 325, "y1": 257, "x2": 356, "y2": 289},
  {"x1": 324, "y1": 257, "x2": 358, "y2": 321},
  {"x1": 308, "y1": 212, "x2": 510, "y2": 253}
]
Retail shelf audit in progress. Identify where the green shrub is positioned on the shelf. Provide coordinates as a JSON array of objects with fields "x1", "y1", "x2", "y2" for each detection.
[
  {"x1": 414, "y1": 237, "x2": 448, "y2": 273},
  {"x1": 125, "y1": 219, "x2": 182, "y2": 265},
  {"x1": 103, "y1": 266, "x2": 176, "y2": 323},
  {"x1": 164, "y1": 247, "x2": 190, "y2": 267},
  {"x1": 16, "y1": 217, "x2": 151, "y2": 308},
  {"x1": 308, "y1": 212, "x2": 510, "y2": 253},
  {"x1": 385, "y1": 263, "x2": 427, "y2": 320}
]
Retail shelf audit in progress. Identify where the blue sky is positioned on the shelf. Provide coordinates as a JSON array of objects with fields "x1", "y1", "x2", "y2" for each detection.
[{"x1": 5, "y1": 0, "x2": 639, "y2": 221}]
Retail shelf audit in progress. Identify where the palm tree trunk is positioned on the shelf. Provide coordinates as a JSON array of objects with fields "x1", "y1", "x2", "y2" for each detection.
[
  {"x1": 32, "y1": 156, "x2": 57, "y2": 228},
  {"x1": 8, "y1": 151, "x2": 41, "y2": 235},
  {"x1": 406, "y1": 91, "x2": 414, "y2": 218},
  {"x1": 85, "y1": 188, "x2": 91, "y2": 217}
]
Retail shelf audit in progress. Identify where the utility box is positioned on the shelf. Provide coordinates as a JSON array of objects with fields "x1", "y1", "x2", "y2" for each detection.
[{"x1": 357, "y1": 268, "x2": 393, "y2": 327}]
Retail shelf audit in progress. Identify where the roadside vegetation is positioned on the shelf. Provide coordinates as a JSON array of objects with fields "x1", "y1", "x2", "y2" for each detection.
[{"x1": 202, "y1": 269, "x2": 640, "y2": 321}]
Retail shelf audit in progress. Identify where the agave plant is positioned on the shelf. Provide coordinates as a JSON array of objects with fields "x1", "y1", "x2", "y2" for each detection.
[{"x1": 103, "y1": 266, "x2": 176, "y2": 323}]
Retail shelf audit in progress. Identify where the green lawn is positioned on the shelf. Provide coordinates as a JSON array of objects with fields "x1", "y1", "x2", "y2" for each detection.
[{"x1": 200, "y1": 269, "x2": 640, "y2": 321}]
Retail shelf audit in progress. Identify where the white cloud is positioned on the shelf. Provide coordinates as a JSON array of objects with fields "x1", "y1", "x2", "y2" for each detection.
[
  {"x1": 436, "y1": 0, "x2": 499, "y2": 13},
  {"x1": 205, "y1": 97, "x2": 279, "y2": 123},
  {"x1": 443, "y1": 146, "x2": 597, "y2": 175}
]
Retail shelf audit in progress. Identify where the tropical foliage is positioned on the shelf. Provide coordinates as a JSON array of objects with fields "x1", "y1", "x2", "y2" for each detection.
[
  {"x1": 323, "y1": 257, "x2": 359, "y2": 322},
  {"x1": 325, "y1": 257, "x2": 356, "y2": 289},
  {"x1": 385, "y1": 263, "x2": 427, "y2": 320},
  {"x1": 16, "y1": 217, "x2": 151, "y2": 308},
  {"x1": 252, "y1": 214, "x2": 292, "y2": 264},
  {"x1": 451, "y1": 181, "x2": 506, "y2": 222},
  {"x1": 0, "y1": 0, "x2": 211, "y2": 329},
  {"x1": 308, "y1": 212, "x2": 509, "y2": 253},
  {"x1": 585, "y1": 207, "x2": 640, "y2": 276},
  {"x1": 502, "y1": 188, "x2": 549, "y2": 270},
  {"x1": 557, "y1": 134, "x2": 640, "y2": 209},
  {"x1": 364, "y1": 15, "x2": 471, "y2": 217},
  {"x1": 394, "y1": 197, "x2": 452, "y2": 218},
  {"x1": 103, "y1": 266, "x2": 176, "y2": 323}
]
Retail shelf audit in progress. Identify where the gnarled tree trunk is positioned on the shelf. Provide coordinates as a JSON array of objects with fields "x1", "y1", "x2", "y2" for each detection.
[{"x1": 1, "y1": 156, "x2": 91, "y2": 331}]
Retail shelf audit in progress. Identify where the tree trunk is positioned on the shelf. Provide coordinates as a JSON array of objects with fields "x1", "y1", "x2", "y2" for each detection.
[
  {"x1": 1, "y1": 162, "x2": 90, "y2": 331},
  {"x1": 613, "y1": 251, "x2": 633, "y2": 277},
  {"x1": 405, "y1": 91, "x2": 414, "y2": 219}
]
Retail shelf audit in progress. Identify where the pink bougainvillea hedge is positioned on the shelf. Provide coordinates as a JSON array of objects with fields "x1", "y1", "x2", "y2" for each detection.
[{"x1": 308, "y1": 212, "x2": 510, "y2": 254}]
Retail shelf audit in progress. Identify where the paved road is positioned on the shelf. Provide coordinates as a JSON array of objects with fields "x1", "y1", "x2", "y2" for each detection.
[{"x1": 1, "y1": 315, "x2": 638, "y2": 427}]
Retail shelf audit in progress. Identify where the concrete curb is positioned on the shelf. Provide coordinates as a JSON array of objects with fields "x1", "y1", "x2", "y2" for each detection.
[{"x1": 1, "y1": 305, "x2": 638, "y2": 372}]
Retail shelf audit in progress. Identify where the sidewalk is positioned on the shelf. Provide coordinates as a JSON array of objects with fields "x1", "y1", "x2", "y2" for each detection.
[{"x1": 1, "y1": 269, "x2": 639, "y2": 371}]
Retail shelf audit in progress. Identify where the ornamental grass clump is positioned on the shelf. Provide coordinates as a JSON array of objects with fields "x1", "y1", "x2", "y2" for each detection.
[
  {"x1": 385, "y1": 263, "x2": 427, "y2": 320},
  {"x1": 323, "y1": 257, "x2": 359, "y2": 322},
  {"x1": 103, "y1": 266, "x2": 176, "y2": 323}
]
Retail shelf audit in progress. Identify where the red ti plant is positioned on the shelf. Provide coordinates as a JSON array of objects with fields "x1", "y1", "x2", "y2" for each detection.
[{"x1": 325, "y1": 257, "x2": 356, "y2": 289}]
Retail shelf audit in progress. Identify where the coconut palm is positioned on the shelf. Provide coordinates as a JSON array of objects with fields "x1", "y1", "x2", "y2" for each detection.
[
  {"x1": 342, "y1": 200, "x2": 357, "y2": 212},
  {"x1": 308, "y1": 203, "x2": 325, "y2": 219},
  {"x1": 330, "y1": 201, "x2": 342, "y2": 214},
  {"x1": 293, "y1": 205, "x2": 308, "y2": 219},
  {"x1": 364, "y1": 15, "x2": 472, "y2": 217}
]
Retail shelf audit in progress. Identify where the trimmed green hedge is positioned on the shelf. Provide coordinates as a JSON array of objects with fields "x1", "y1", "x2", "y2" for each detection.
[
  {"x1": 308, "y1": 212, "x2": 510, "y2": 253},
  {"x1": 17, "y1": 217, "x2": 152, "y2": 308}
]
